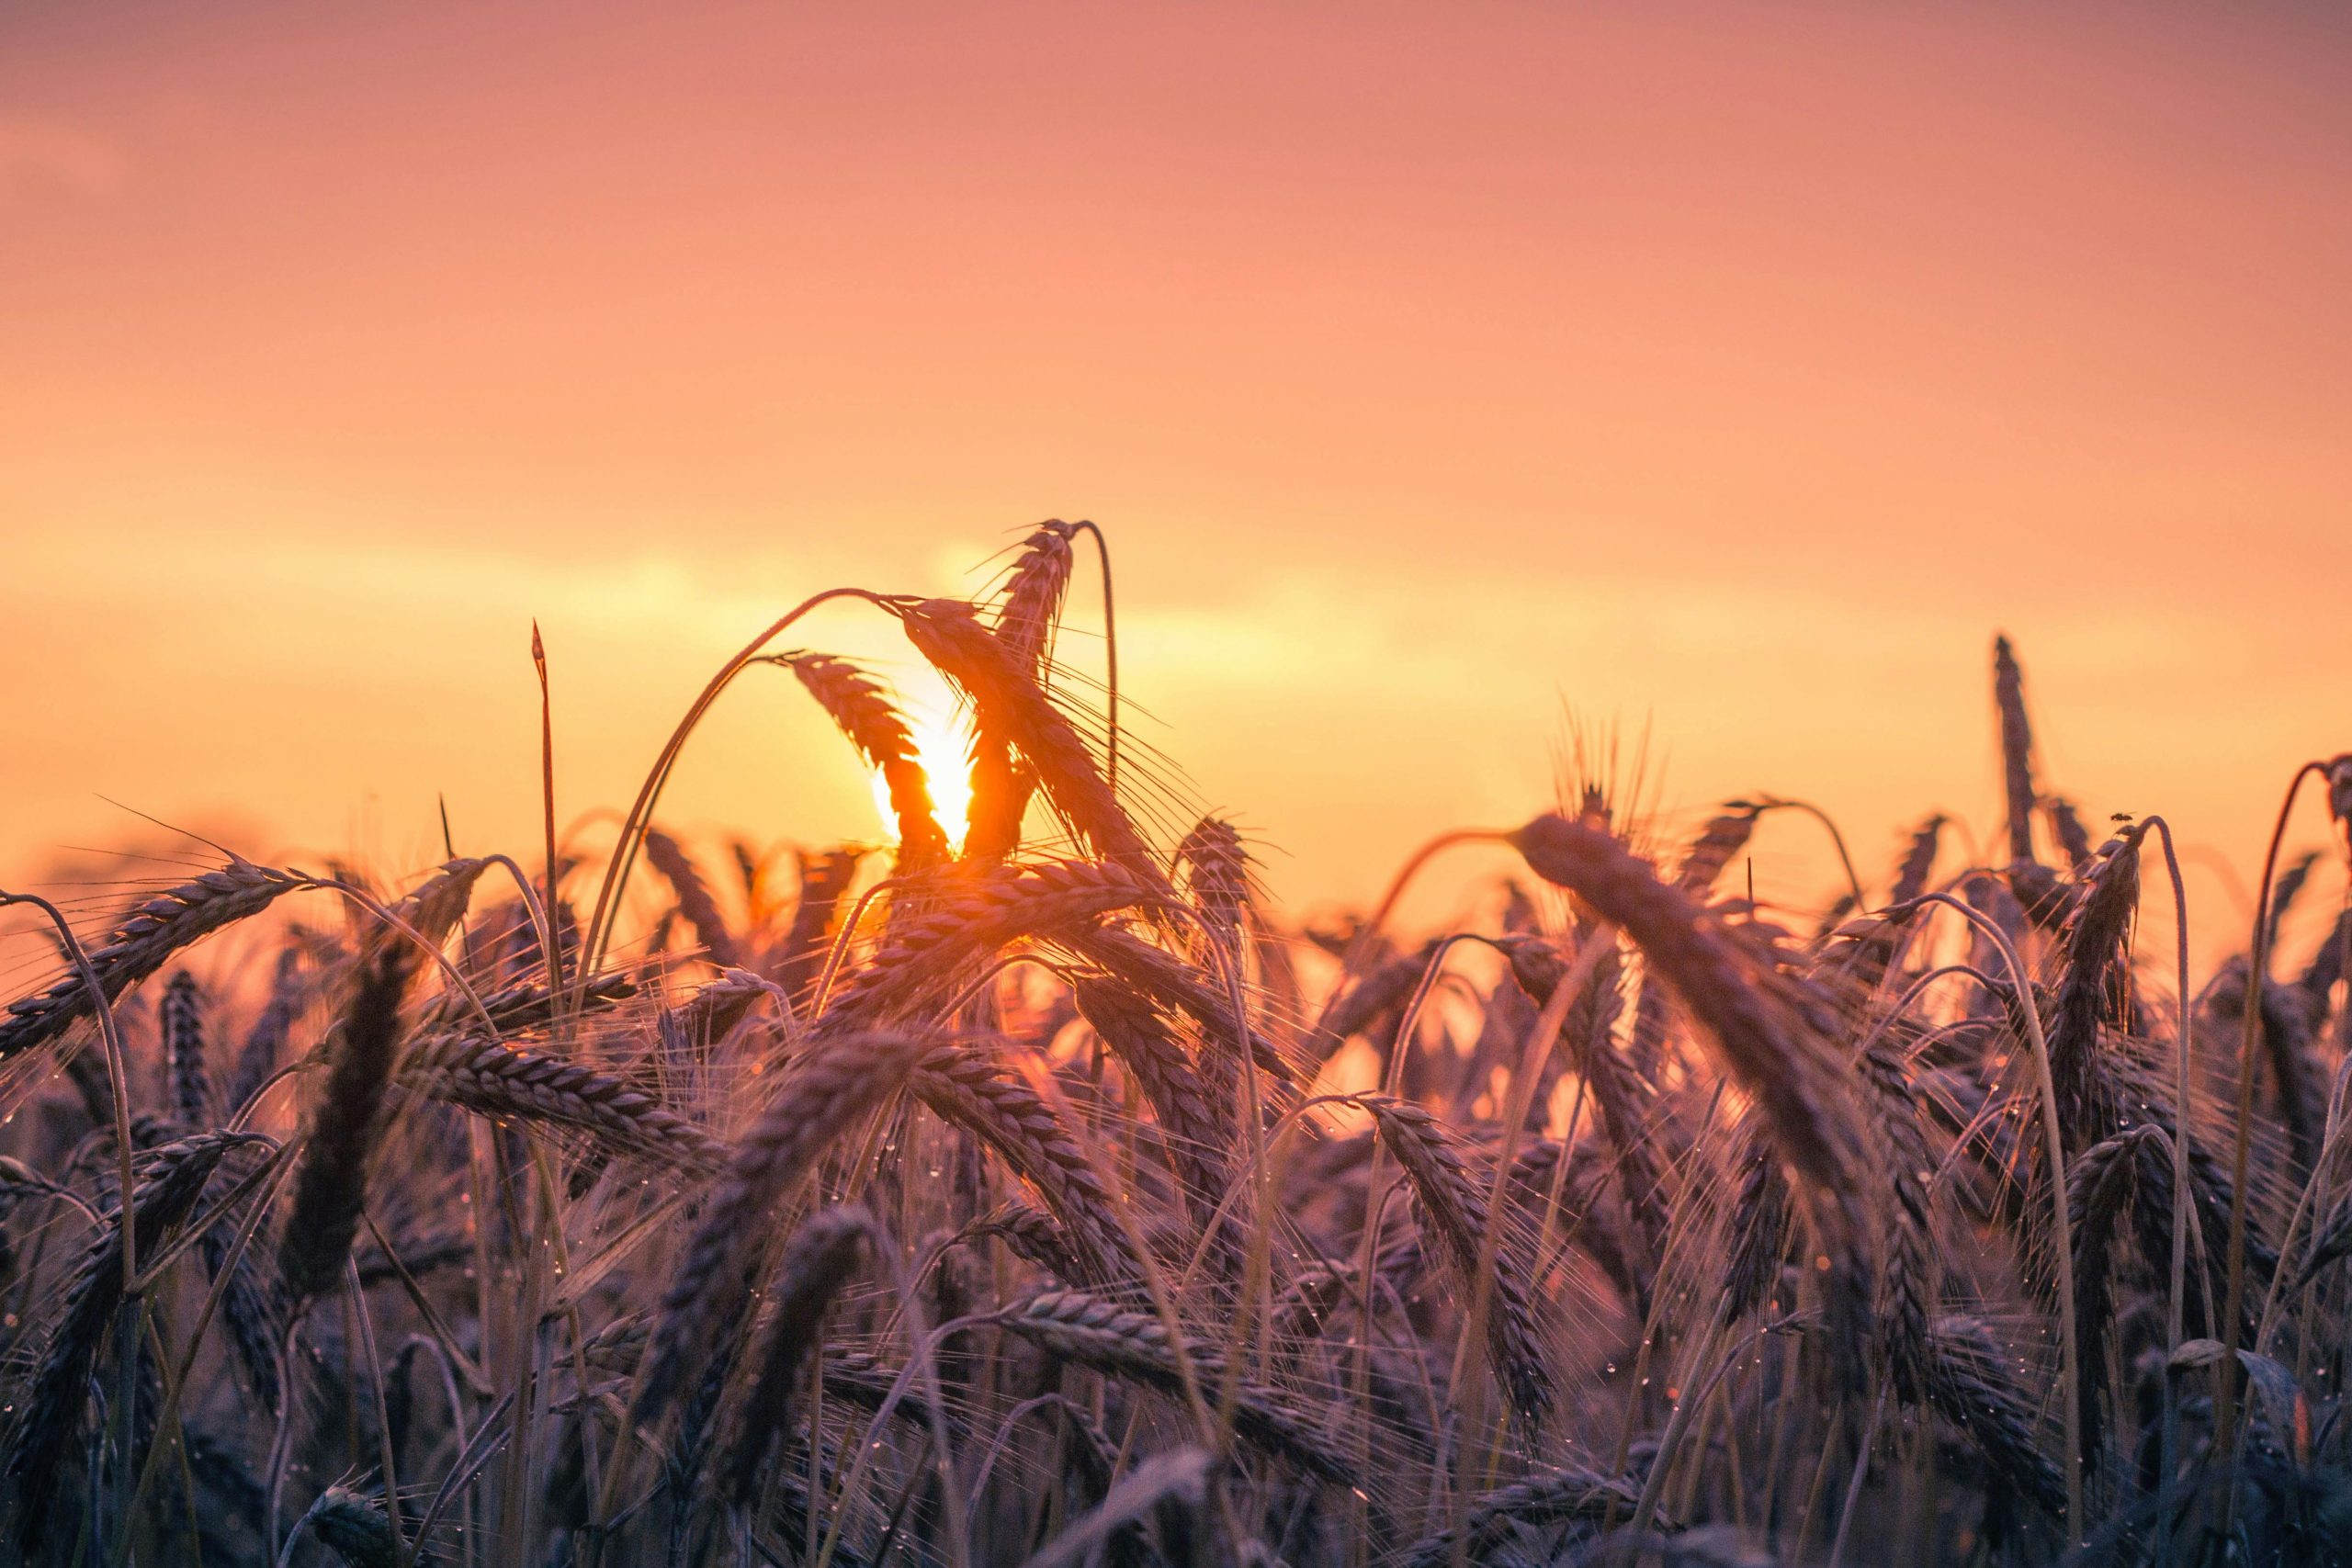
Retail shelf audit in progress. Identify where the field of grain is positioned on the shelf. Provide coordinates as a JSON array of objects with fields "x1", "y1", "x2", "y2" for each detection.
[{"x1": 1, "y1": 522, "x2": 2346, "y2": 1567}]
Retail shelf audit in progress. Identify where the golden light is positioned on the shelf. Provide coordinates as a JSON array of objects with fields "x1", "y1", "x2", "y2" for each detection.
[{"x1": 870, "y1": 669, "x2": 976, "y2": 853}]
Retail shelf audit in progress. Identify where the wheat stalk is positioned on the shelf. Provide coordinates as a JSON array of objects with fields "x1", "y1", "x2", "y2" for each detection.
[
  {"x1": 1507, "y1": 811, "x2": 1877, "y2": 1377},
  {"x1": 228, "y1": 947, "x2": 306, "y2": 1116},
  {"x1": 1993, "y1": 634, "x2": 2040, "y2": 867},
  {"x1": 2043, "y1": 824, "x2": 2148, "y2": 1146},
  {"x1": 1394, "y1": 1464, "x2": 1647, "y2": 1568},
  {"x1": 965, "y1": 523, "x2": 1078, "y2": 859}
]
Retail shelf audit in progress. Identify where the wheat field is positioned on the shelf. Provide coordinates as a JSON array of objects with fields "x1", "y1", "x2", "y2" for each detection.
[{"x1": 1, "y1": 522, "x2": 2346, "y2": 1567}]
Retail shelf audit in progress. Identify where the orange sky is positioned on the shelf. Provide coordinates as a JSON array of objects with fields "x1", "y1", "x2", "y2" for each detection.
[{"x1": 4, "y1": 3, "x2": 2348, "y2": 955}]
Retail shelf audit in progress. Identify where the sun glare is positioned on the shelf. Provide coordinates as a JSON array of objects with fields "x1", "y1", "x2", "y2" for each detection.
[{"x1": 870, "y1": 673, "x2": 976, "y2": 852}]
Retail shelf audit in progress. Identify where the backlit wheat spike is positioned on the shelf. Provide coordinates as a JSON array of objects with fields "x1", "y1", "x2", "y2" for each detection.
[
  {"x1": 210, "y1": 1223, "x2": 287, "y2": 1414},
  {"x1": 2042, "y1": 794, "x2": 2097, "y2": 869},
  {"x1": 992, "y1": 519, "x2": 1080, "y2": 671},
  {"x1": 1891, "y1": 812, "x2": 1946, "y2": 907},
  {"x1": 2104, "y1": 1101, "x2": 2272, "y2": 1335},
  {"x1": 964, "y1": 1198, "x2": 1088, "y2": 1282},
  {"x1": 820, "y1": 860, "x2": 1157, "y2": 1031},
  {"x1": 2044, "y1": 823, "x2": 2147, "y2": 1147},
  {"x1": 1818, "y1": 813, "x2": 1947, "y2": 996},
  {"x1": 386, "y1": 855, "x2": 491, "y2": 951},
  {"x1": 911, "y1": 1039, "x2": 1139, "y2": 1286},
  {"x1": 1859, "y1": 1036, "x2": 1933, "y2": 1404},
  {"x1": 967, "y1": 522, "x2": 1079, "y2": 860},
  {"x1": 227, "y1": 946, "x2": 305, "y2": 1114},
  {"x1": 1394, "y1": 1464, "x2": 1648, "y2": 1568},
  {"x1": 778, "y1": 846, "x2": 867, "y2": 993},
  {"x1": 422, "y1": 968, "x2": 636, "y2": 1035},
  {"x1": 287, "y1": 1484, "x2": 397, "y2": 1568},
  {"x1": 777, "y1": 650, "x2": 953, "y2": 870},
  {"x1": 1316, "y1": 938, "x2": 1440, "y2": 1059},
  {"x1": 2297, "y1": 1182, "x2": 2352, "y2": 1291},
  {"x1": 1628, "y1": 804, "x2": 1774, "y2": 1084},
  {"x1": 900, "y1": 598, "x2": 1163, "y2": 888},
  {"x1": 819, "y1": 1348, "x2": 955, "y2": 1432},
  {"x1": 1724, "y1": 1135, "x2": 1786, "y2": 1328},
  {"x1": 1498, "y1": 934, "x2": 1664, "y2": 1263},
  {"x1": 1071, "y1": 976, "x2": 1233, "y2": 1248},
  {"x1": 661, "y1": 965, "x2": 773, "y2": 1059},
  {"x1": 1678, "y1": 798, "x2": 1765, "y2": 891},
  {"x1": 2065, "y1": 1123, "x2": 2162, "y2": 1458},
  {"x1": 1925, "y1": 1316, "x2": 2067, "y2": 1523},
  {"x1": 1064, "y1": 923, "x2": 1298, "y2": 1089},
  {"x1": 1174, "y1": 814, "x2": 1252, "y2": 947},
  {"x1": 580, "y1": 1312, "x2": 650, "y2": 1375},
  {"x1": 2266, "y1": 848, "x2": 2324, "y2": 945}
]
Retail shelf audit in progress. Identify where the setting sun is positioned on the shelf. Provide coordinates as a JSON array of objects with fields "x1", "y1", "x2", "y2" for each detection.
[{"x1": 869, "y1": 672, "x2": 976, "y2": 853}]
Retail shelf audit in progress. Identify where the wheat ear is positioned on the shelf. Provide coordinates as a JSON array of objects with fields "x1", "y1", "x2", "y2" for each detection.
[
  {"x1": 636, "y1": 1030, "x2": 929, "y2": 1421},
  {"x1": 274, "y1": 934, "x2": 423, "y2": 1308},
  {"x1": 0, "y1": 861, "x2": 309, "y2": 1063}
]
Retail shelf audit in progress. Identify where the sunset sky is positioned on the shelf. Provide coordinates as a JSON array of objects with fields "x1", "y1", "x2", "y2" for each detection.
[{"x1": 5, "y1": 3, "x2": 2348, "y2": 953}]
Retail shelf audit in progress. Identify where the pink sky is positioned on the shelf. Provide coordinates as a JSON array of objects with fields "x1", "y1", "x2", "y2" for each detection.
[{"x1": 4, "y1": 3, "x2": 2348, "y2": 955}]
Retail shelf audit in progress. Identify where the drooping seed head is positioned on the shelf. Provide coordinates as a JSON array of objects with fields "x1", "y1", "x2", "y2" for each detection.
[
  {"x1": 0, "y1": 861, "x2": 308, "y2": 1064},
  {"x1": 775, "y1": 651, "x2": 953, "y2": 870}
]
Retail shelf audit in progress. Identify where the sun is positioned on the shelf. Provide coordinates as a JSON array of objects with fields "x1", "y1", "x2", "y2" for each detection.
[{"x1": 869, "y1": 671, "x2": 975, "y2": 853}]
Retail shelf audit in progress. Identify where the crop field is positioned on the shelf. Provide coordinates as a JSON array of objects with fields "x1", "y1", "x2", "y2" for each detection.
[{"x1": 0, "y1": 523, "x2": 2346, "y2": 1567}]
